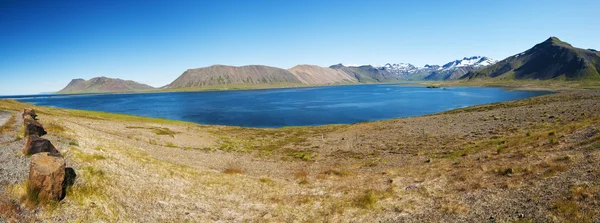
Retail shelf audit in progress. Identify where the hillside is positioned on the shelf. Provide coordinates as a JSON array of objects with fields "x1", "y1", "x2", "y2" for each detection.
[
  {"x1": 423, "y1": 56, "x2": 497, "y2": 80},
  {"x1": 164, "y1": 65, "x2": 303, "y2": 89},
  {"x1": 1, "y1": 89, "x2": 599, "y2": 222},
  {"x1": 329, "y1": 64, "x2": 401, "y2": 83},
  {"x1": 288, "y1": 65, "x2": 357, "y2": 85},
  {"x1": 57, "y1": 77, "x2": 155, "y2": 94},
  {"x1": 371, "y1": 56, "x2": 496, "y2": 81},
  {"x1": 462, "y1": 37, "x2": 600, "y2": 80}
]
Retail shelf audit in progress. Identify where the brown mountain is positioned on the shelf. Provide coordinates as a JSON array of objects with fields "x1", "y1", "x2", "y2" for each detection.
[
  {"x1": 329, "y1": 64, "x2": 402, "y2": 83},
  {"x1": 462, "y1": 37, "x2": 600, "y2": 80},
  {"x1": 164, "y1": 65, "x2": 303, "y2": 89},
  {"x1": 288, "y1": 65, "x2": 357, "y2": 85},
  {"x1": 57, "y1": 77, "x2": 155, "y2": 94}
]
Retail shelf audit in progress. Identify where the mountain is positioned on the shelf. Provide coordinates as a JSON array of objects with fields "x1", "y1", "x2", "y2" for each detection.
[
  {"x1": 423, "y1": 56, "x2": 497, "y2": 80},
  {"x1": 58, "y1": 56, "x2": 500, "y2": 94},
  {"x1": 288, "y1": 65, "x2": 357, "y2": 85},
  {"x1": 461, "y1": 37, "x2": 600, "y2": 80},
  {"x1": 57, "y1": 77, "x2": 155, "y2": 94},
  {"x1": 329, "y1": 64, "x2": 402, "y2": 83},
  {"x1": 164, "y1": 65, "x2": 303, "y2": 89},
  {"x1": 369, "y1": 56, "x2": 496, "y2": 81},
  {"x1": 378, "y1": 63, "x2": 421, "y2": 80}
]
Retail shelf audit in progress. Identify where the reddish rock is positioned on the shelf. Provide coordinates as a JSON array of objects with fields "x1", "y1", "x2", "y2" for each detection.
[
  {"x1": 28, "y1": 152, "x2": 65, "y2": 201},
  {"x1": 22, "y1": 108, "x2": 38, "y2": 120},
  {"x1": 24, "y1": 119, "x2": 46, "y2": 137},
  {"x1": 23, "y1": 135, "x2": 60, "y2": 156}
]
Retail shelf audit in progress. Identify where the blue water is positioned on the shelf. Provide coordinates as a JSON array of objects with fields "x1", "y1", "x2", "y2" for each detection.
[{"x1": 4, "y1": 85, "x2": 550, "y2": 128}]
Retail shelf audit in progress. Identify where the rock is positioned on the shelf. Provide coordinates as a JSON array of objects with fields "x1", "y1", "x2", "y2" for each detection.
[
  {"x1": 23, "y1": 135, "x2": 60, "y2": 156},
  {"x1": 405, "y1": 185, "x2": 418, "y2": 190},
  {"x1": 28, "y1": 152, "x2": 65, "y2": 201},
  {"x1": 22, "y1": 108, "x2": 37, "y2": 120},
  {"x1": 24, "y1": 119, "x2": 46, "y2": 137}
]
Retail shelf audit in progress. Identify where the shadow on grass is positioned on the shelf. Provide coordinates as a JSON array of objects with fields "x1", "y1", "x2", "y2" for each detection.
[{"x1": 60, "y1": 167, "x2": 77, "y2": 200}]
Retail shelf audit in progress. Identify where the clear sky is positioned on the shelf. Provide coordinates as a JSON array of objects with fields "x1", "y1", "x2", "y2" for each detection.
[{"x1": 1, "y1": 0, "x2": 599, "y2": 95}]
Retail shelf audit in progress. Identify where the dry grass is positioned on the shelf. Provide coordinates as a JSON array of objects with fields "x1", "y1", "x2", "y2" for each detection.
[
  {"x1": 0, "y1": 114, "x2": 16, "y2": 134},
  {"x1": 43, "y1": 121, "x2": 66, "y2": 134},
  {"x1": 0, "y1": 89, "x2": 599, "y2": 222},
  {"x1": 223, "y1": 168, "x2": 245, "y2": 174}
]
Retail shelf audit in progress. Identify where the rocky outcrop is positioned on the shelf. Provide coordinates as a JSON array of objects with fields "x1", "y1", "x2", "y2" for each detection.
[
  {"x1": 28, "y1": 152, "x2": 65, "y2": 201},
  {"x1": 23, "y1": 135, "x2": 60, "y2": 156},
  {"x1": 20, "y1": 109, "x2": 75, "y2": 202},
  {"x1": 23, "y1": 119, "x2": 46, "y2": 137},
  {"x1": 22, "y1": 108, "x2": 37, "y2": 120}
]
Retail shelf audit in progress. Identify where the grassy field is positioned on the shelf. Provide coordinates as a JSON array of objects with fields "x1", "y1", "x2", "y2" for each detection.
[{"x1": 0, "y1": 86, "x2": 599, "y2": 222}]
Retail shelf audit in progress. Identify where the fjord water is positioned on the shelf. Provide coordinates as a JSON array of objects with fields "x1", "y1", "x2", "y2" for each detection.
[{"x1": 11, "y1": 85, "x2": 550, "y2": 128}]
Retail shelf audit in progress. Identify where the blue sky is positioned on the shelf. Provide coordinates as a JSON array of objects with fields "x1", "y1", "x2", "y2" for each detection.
[{"x1": 1, "y1": 0, "x2": 599, "y2": 95}]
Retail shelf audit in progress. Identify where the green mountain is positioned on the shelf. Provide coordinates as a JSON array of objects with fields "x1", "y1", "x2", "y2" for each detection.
[
  {"x1": 461, "y1": 37, "x2": 600, "y2": 81},
  {"x1": 58, "y1": 77, "x2": 155, "y2": 94}
]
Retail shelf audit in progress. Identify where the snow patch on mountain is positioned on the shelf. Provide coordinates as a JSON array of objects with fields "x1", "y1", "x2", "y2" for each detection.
[
  {"x1": 440, "y1": 56, "x2": 497, "y2": 70},
  {"x1": 380, "y1": 63, "x2": 420, "y2": 73}
]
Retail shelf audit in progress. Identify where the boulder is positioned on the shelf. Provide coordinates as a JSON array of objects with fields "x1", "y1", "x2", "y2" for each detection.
[
  {"x1": 22, "y1": 108, "x2": 38, "y2": 120},
  {"x1": 28, "y1": 152, "x2": 65, "y2": 201},
  {"x1": 24, "y1": 119, "x2": 46, "y2": 137},
  {"x1": 23, "y1": 135, "x2": 60, "y2": 156}
]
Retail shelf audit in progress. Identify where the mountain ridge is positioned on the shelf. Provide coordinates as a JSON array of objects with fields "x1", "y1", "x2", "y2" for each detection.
[
  {"x1": 57, "y1": 77, "x2": 155, "y2": 94},
  {"x1": 164, "y1": 65, "x2": 303, "y2": 89},
  {"x1": 56, "y1": 37, "x2": 599, "y2": 94},
  {"x1": 461, "y1": 37, "x2": 600, "y2": 81}
]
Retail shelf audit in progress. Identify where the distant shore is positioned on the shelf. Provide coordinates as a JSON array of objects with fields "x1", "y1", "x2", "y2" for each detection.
[{"x1": 34, "y1": 79, "x2": 600, "y2": 97}]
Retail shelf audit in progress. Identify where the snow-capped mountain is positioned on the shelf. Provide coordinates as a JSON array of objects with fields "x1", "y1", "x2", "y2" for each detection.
[
  {"x1": 380, "y1": 63, "x2": 419, "y2": 73},
  {"x1": 422, "y1": 56, "x2": 497, "y2": 80},
  {"x1": 440, "y1": 56, "x2": 497, "y2": 70},
  {"x1": 335, "y1": 56, "x2": 497, "y2": 81}
]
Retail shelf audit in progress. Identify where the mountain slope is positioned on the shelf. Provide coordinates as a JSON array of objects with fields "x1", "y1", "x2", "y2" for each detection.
[
  {"x1": 165, "y1": 65, "x2": 303, "y2": 89},
  {"x1": 57, "y1": 77, "x2": 155, "y2": 94},
  {"x1": 329, "y1": 64, "x2": 401, "y2": 83},
  {"x1": 288, "y1": 65, "x2": 357, "y2": 85},
  {"x1": 374, "y1": 56, "x2": 496, "y2": 81},
  {"x1": 423, "y1": 56, "x2": 497, "y2": 80},
  {"x1": 462, "y1": 37, "x2": 600, "y2": 80}
]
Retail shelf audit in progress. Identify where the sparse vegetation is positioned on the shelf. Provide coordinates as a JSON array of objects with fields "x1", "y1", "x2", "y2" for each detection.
[
  {"x1": 223, "y1": 168, "x2": 244, "y2": 174},
  {"x1": 355, "y1": 190, "x2": 379, "y2": 209},
  {"x1": 0, "y1": 88, "x2": 599, "y2": 222},
  {"x1": 0, "y1": 114, "x2": 16, "y2": 134},
  {"x1": 43, "y1": 121, "x2": 65, "y2": 134}
]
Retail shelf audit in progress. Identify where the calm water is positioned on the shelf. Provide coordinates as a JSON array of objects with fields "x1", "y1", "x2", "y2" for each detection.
[{"x1": 6, "y1": 85, "x2": 550, "y2": 128}]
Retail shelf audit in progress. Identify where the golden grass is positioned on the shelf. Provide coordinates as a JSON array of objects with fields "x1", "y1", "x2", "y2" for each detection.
[
  {"x1": 224, "y1": 168, "x2": 245, "y2": 174},
  {"x1": 0, "y1": 88, "x2": 599, "y2": 221},
  {"x1": 42, "y1": 121, "x2": 65, "y2": 134},
  {"x1": 69, "y1": 147, "x2": 107, "y2": 162}
]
